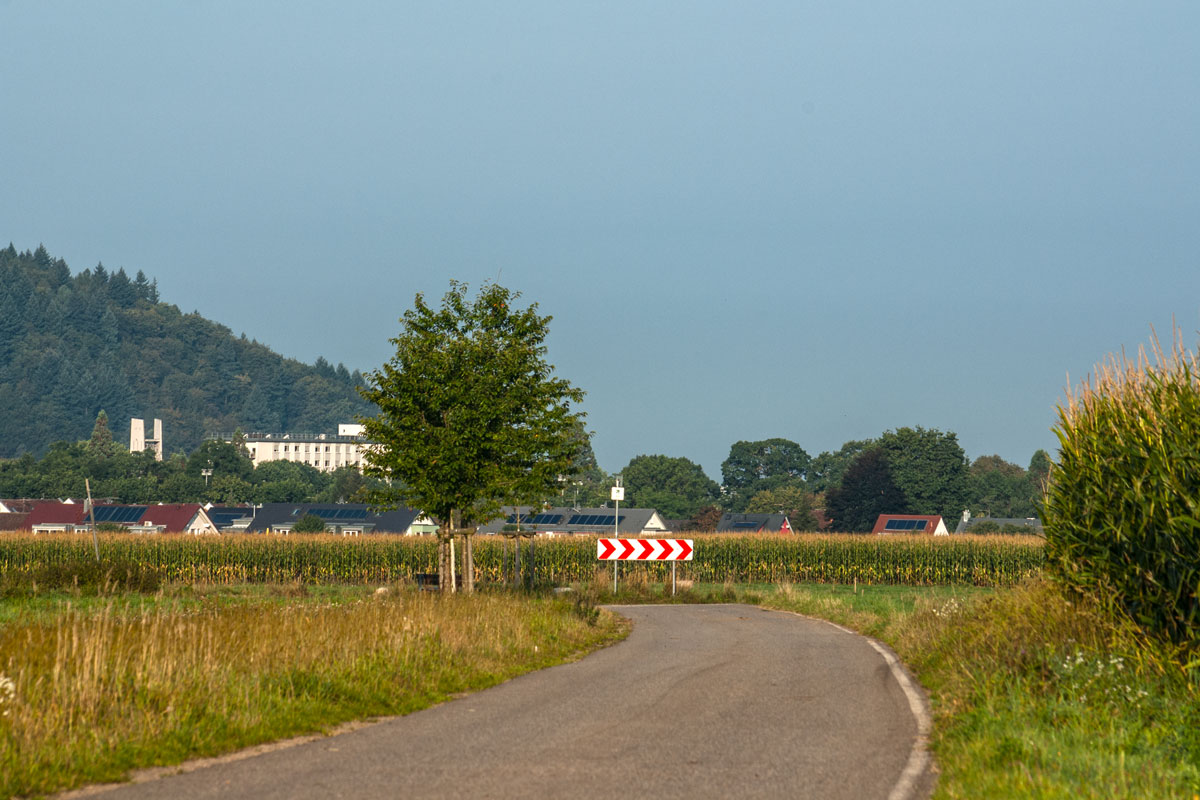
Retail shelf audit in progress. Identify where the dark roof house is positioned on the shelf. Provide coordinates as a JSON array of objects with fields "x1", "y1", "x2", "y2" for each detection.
[
  {"x1": 715, "y1": 513, "x2": 793, "y2": 534},
  {"x1": 245, "y1": 503, "x2": 430, "y2": 535},
  {"x1": 477, "y1": 506, "x2": 669, "y2": 536},
  {"x1": 954, "y1": 514, "x2": 1043, "y2": 535},
  {"x1": 206, "y1": 506, "x2": 257, "y2": 532}
]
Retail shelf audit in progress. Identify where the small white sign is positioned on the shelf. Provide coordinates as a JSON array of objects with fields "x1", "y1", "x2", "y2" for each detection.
[{"x1": 611, "y1": 486, "x2": 625, "y2": 501}]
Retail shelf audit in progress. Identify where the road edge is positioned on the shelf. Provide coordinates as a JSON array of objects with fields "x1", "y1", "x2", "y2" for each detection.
[{"x1": 768, "y1": 607, "x2": 938, "y2": 800}]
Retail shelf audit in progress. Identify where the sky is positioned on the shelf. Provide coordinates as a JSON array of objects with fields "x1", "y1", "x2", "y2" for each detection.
[{"x1": 3, "y1": 2, "x2": 1199, "y2": 480}]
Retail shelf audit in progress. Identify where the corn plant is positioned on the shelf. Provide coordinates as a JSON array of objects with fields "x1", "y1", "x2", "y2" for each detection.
[{"x1": 1043, "y1": 328, "x2": 1200, "y2": 649}]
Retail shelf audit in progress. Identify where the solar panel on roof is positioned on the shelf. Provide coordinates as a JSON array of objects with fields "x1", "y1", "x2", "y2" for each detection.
[
  {"x1": 733, "y1": 521, "x2": 760, "y2": 529},
  {"x1": 94, "y1": 506, "x2": 146, "y2": 523},
  {"x1": 566, "y1": 514, "x2": 621, "y2": 527},
  {"x1": 914, "y1": 520, "x2": 927, "y2": 530}
]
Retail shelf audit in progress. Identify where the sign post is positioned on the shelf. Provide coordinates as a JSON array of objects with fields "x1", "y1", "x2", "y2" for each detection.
[
  {"x1": 610, "y1": 478, "x2": 624, "y2": 593},
  {"x1": 597, "y1": 538, "x2": 694, "y2": 596}
]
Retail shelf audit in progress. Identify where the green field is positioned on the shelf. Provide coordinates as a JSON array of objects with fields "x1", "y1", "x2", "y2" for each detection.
[
  {"x1": 0, "y1": 531, "x2": 1044, "y2": 588},
  {"x1": 2, "y1": 532, "x2": 1194, "y2": 799}
]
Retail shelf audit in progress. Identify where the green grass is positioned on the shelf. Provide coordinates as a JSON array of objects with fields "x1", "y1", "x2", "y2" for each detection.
[
  {"x1": 0, "y1": 585, "x2": 628, "y2": 799},
  {"x1": 0, "y1": 581, "x2": 372, "y2": 625},
  {"x1": 4, "y1": 565, "x2": 1197, "y2": 799},
  {"x1": 756, "y1": 578, "x2": 1200, "y2": 798},
  {"x1": 576, "y1": 568, "x2": 1200, "y2": 796}
]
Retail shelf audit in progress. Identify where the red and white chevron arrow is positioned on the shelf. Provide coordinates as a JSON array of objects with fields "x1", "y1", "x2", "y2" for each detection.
[{"x1": 596, "y1": 538, "x2": 693, "y2": 561}]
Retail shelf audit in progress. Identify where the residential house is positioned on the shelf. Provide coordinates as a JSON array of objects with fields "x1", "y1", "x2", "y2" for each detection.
[
  {"x1": 871, "y1": 514, "x2": 949, "y2": 536},
  {"x1": 26, "y1": 502, "x2": 215, "y2": 534},
  {"x1": 954, "y1": 511, "x2": 1043, "y2": 535},
  {"x1": 715, "y1": 513, "x2": 793, "y2": 534},
  {"x1": 245, "y1": 503, "x2": 434, "y2": 535},
  {"x1": 477, "y1": 506, "x2": 670, "y2": 537}
]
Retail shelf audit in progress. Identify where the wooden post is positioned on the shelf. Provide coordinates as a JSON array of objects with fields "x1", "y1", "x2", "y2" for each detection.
[
  {"x1": 463, "y1": 531, "x2": 475, "y2": 594},
  {"x1": 514, "y1": 533, "x2": 522, "y2": 588},
  {"x1": 437, "y1": 533, "x2": 447, "y2": 592},
  {"x1": 84, "y1": 478, "x2": 99, "y2": 563}
]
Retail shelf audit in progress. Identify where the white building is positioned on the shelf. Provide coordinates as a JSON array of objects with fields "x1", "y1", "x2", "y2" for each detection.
[
  {"x1": 219, "y1": 424, "x2": 375, "y2": 473},
  {"x1": 130, "y1": 418, "x2": 163, "y2": 461}
]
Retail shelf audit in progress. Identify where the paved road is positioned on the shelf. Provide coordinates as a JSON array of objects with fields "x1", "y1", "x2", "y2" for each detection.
[{"x1": 85, "y1": 604, "x2": 933, "y2": 800}]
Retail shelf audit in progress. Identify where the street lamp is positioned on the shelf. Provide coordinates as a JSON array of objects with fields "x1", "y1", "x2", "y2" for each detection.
[{"x1": 201, "y1": 460, "x2": 214, "y2": 487}]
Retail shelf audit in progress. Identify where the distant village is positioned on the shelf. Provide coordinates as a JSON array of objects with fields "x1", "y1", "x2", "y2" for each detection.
[{"x1": 0, "y1": 417, "x2": 1042, "y2": 538}]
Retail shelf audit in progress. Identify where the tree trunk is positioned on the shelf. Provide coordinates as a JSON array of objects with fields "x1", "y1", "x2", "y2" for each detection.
[
  {"x1": 437, "y1": 529, "x2": 448, "y2": 592},
  {"x1": 463, "y1": 531, "x2": 475, "y2": 594}
]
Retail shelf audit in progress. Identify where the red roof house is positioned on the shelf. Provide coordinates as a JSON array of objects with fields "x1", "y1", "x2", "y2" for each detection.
[
  {"x1": 871, "y1": 514, "x2": 949, "y2": 536},
  {"x1": 132, "y1": 504, "x2": 215, "y2": 534},
  {"x1": 26, "y1": 501, "x2": 90, "y2": 533},
  {"x1": 25, "y1": 502, "x2": 216, "y2": 534}
]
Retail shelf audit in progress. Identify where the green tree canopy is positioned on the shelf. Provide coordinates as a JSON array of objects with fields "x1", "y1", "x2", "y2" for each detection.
[
  {"x1": 966, "y1": 454, "x2": 1038, "y2": 518},
  {"x1": 807, "y1": 439, "x2": 876, "y2": 494},
  {"x1": 621, "y1": 454, "x2": 720, "y2": 519},
  {"x1": 1028, "y1": 448, "x2": 1051, "y2": 499},
  {"x1": 358, "y1": 281, "x2": 585, "y2": 529},
  {"x1": 875, "y1": 426, "x2": 969, "y2": 518},
  {"x1": 825, "y1": 448, "x2": 907, "y2": 532},
  {"x1": 291, "y1": 513, "x2": 327, "y2": 533},
  {"x1": 744, "y1": 483, "x2": 819, "y2": 531},
  {"x1": 186, "y1": 439, "x2": 254, "y2": 482},
  {"x1": 85, "y1": 410, "x2": 119, "y2": 459},
  {"x1": 720, "y1": 438, "x2": 811, "y2": 511}
]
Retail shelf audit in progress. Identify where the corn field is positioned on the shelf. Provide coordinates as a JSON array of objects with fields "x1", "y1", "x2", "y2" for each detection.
[{"x1": 0, "y1": 532, "x2": 1043, "y2": 587}]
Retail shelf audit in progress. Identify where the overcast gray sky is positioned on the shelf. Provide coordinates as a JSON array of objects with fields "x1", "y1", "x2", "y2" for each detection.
[{"x1": 4, "y1": 2, "x2": 1198, "y2": 479}]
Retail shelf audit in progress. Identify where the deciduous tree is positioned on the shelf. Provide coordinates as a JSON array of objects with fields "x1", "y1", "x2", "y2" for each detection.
[
  {"x1": 807, "y1": 439, "x2": 876, "y2": 494},
  {"x1": 621, "y1": 454, "x2": 720, "y2": 519},
  {"x1": 875, "y1": 426, "x2": 969, "y2": 519},
  {"x1": 720, "y1": 438, "x2": 811, "y2": 511},
  {"x1": 744, "y1": 483, "x2": 819, "y2": 531},
  {"x1": 825, "y1": 448, "x2": 907, "y2": 532},
  {"x1": 359, "y1": 281, "x2": 584, "y2": 592}
]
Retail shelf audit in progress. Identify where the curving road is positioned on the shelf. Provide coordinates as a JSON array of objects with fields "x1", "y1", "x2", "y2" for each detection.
[{"x1": 81, "y1": 604, "x2": 934, "y2": 800}]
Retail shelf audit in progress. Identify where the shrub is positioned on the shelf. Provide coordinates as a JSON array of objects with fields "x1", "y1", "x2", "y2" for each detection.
[
  {"x1": 1043, "y1": 329, "x2": 1200, "y2": 649},
  {"x1": 0, "y1": 557, "x2": 162, "y2": 596},
  {"x1": 291, "y1": 513, "x2": 327, "y2": 533}
]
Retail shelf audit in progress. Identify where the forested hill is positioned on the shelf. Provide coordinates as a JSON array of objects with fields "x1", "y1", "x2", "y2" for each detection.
[{"x1": 0, "y1": 244, "x2": 376, "y2": 458}]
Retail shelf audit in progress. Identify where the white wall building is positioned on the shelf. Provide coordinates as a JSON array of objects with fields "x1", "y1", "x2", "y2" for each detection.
[
  {"x1": 218, "y1": 425, "x2": 376, "y2": 473},
  {"x1": 130, "y1": 418, "x2": 163, "y2": 461}
]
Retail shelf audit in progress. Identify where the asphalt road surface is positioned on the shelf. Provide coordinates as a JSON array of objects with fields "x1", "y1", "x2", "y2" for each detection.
[{"x1": 82, "y1": 604, "x2": 934, "y2": 800}]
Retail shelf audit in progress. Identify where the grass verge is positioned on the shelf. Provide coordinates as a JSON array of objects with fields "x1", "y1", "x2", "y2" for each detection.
[
  {"x1": 0, "y1": 586, "x2": 628, "y2": 799},
  {"x1": 760, "y1": 578, "x2": 1200, "y2": 798},
  {"x1": 577, "y1": 568, "x2": 1199, "y2": 796}
]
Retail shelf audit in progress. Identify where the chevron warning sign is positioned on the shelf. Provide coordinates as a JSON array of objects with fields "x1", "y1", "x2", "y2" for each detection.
[{"x1": 596, "y1": 538, "x2": 693, "y2": 561}]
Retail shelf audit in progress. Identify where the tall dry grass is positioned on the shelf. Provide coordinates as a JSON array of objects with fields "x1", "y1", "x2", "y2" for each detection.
[{"x1": 0, "y1": 589, "x2": 624, "y2": 798}]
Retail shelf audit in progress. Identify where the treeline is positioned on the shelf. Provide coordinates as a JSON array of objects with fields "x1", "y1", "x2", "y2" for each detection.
[
  {"x1": 569, "y1": 428, "x2": 1050, "y2": 533},
  {"x1": 2, "y1": 413, "x2": 1047, "y2": 533},
  {"x1": 0, "y1": 244, "x2": 375, "y2": 458},
  {"x1": 0, "y1": 412, "x2": 385, "y2": 505}
]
